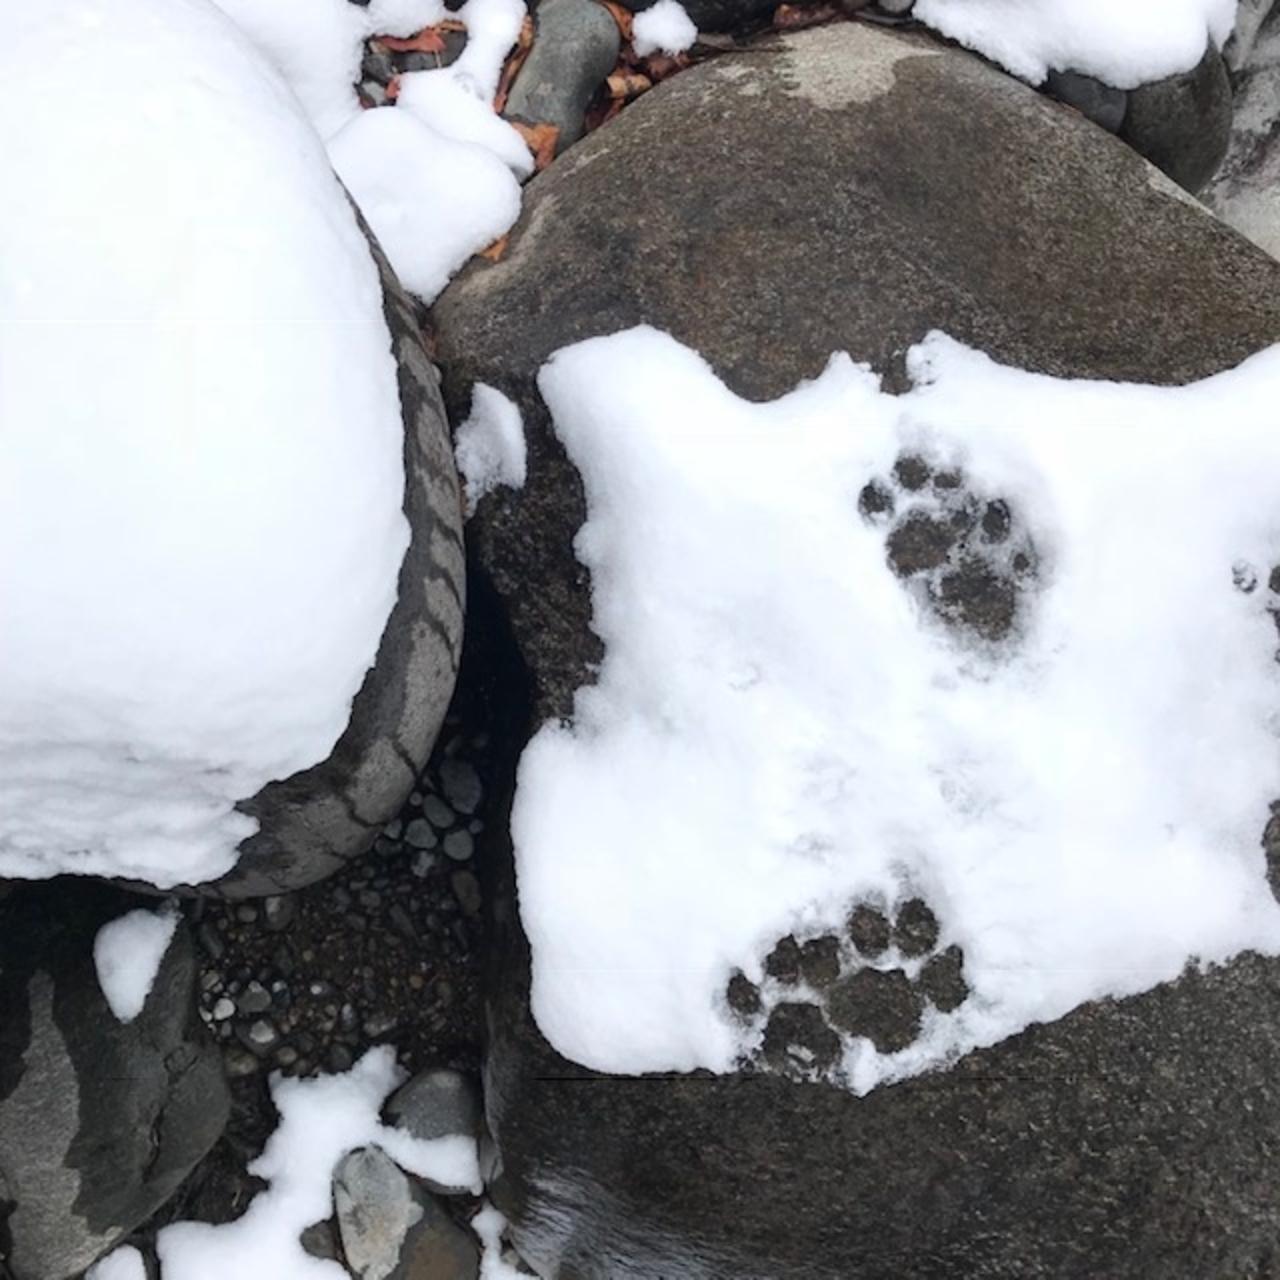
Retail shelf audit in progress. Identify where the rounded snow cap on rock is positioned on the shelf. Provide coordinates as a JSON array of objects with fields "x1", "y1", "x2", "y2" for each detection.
[{"x1": 0, "y1": 0, "x2": 411, "y2": 888}]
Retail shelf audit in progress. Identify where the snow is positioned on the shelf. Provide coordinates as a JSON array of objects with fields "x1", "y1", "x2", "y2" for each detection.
[
  {"x1": 329, "y1": 108, "x2": 523, "y2": 303},
  {"x1": 397, "y1": 71, "x2": 535, "y2": 179},
  {"x1": 209, "y1": 0, "x2": 527, "y2": 303},
  {"x1": 514, "y1": 324, "x2": 1280, "y2": 1093},
  {"x1": 911, "y1": 0, "x2": 1237, "y2": 87},
  {"x1": 157, "y1": 1047, "x2": 481, "y2": 1280},
  {"x1": 0, "y1": 0, "x2": 409, "y2": 887},
  {"x1": 455, "y1": 384, "x2": 528, "y2": 514},
  {"x1": 94, "y1": 905, "x2": 180, "y2": 1023},
  {"x1": 473, "y1": 1205, "x2": 528, "y2": 1279},
  {"x1": 87, "y1": 1246, "x2": 148, "y2": 1280},
  {"x1": 632, "y1": 0, "x2": 698, "y2": 58}
]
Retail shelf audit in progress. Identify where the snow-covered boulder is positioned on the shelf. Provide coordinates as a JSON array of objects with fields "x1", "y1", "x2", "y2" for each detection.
[
  {"x1": 433, "y1": 22, "x2": 1280, "y2": 1277},
  {"x1": 0, "y1": 882, "x2": 227, "y2": 1280},
  {"x1": 0, "y1": 0, "x2": 464, "y2": 898}
]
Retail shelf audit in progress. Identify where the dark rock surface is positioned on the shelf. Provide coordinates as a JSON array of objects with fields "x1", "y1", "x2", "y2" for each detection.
[
  {"x1": 1120, "y1": 45, "x2": 1234, "y2": 194},
  {"x1": 1043, "y1": 67, "x2": 1127, "y2": 132},
  {"x1": 432, "y1": 20, "x2": 1280, "y2": 1278},
  {"x1": 504, "y1": 0, "x2": 621, "y2": 152},
  {"x1": 0, "y1": 881, "x2": 227, "y2": 1280},
  {"x1": 189, "y1": 220, "x2": 466, "y2": 899}
]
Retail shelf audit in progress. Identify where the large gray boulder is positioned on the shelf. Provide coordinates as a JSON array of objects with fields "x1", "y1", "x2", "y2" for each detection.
[
  {"x1": 432, "y1": 21, "x2": 1280, "y2": 1278},
  {"x1": 184, "y1": 223, "x2": 465, "y2": 899},
  {"x1": 0, "y1": 881, "x2": 228, "y2": 1280}
]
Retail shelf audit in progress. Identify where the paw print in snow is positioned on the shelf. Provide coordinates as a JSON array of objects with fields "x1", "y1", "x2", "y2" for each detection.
[
  {"x1": 727, "y1": 895, "x2": 971, "y2": 1080},
  {"x1": 860, "y1": 452, "x2": 1038, "y2": 643}
]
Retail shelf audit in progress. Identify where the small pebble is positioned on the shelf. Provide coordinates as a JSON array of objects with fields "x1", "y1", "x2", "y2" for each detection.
[
  {"x1": 212, "y1": 997, "x2": 235, "y2": 1021},
  {"x1": 405, "y1": 818, "x2": 438, "y2": 850},
  {"x1": 451, "y1": 870, "x2": 482, "y2": 918},
  {"x1": 235, "y1": 905, "x2": 259, "y2": 924},
  {"x1": 443, "y1": 830, "x2": 474, "y2": 862},
  {"x1": 439, "y1": 759, "x2": 483, "y2": 814},
  {"x1": 423, "y1": 795, "x2": 456, "y2": 830}
]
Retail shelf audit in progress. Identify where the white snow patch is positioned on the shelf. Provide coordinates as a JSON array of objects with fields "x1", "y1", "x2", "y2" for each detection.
[
  {"x1": 157, "y1": 1047, "x2": 481, "y2": 1280},
  {"x1": 329, "y1": 107, "x2": 522, "y2": 304},
  {"x1": 455, "y1": 384, "x2": 528, "y2": 514},
  {"x1": 632, "y1": 0, "x2": 698, "y2": 58},
  {"x1": 0, "y1": 0, "x2": 409, "y2": 888},
  {"x1": 515, "y1": 324, "x2": 1280, "y2": 1093},
  {"x1": 449, "y1": 0, "x2": 529, "y2": 101},
  {"x1": 87, "y1": 1245, "x2": 148, "y2": 1280},
  {"x1": 94, "y1": 905, "x2": 180, "y2": 1023},
  {"x1": 911, "y1": 0, "x2": 1237, "y2": 87},
  {"x1": 473, "y1": 1205, "x2": 528, "y2": 1279},
  {"x1": 397, "y1": 70, "x2": 534, "y2": 179}
]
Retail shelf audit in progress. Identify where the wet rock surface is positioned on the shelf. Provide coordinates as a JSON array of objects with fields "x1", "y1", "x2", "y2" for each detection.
[{"x1": 0, "y1": 882, "x2": 228, "y2": 1280}]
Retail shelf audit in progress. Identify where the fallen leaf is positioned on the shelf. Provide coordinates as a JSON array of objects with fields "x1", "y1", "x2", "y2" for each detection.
[
  {"x1": 385, "y1": 74, "x2": 401, "y2": 102},
  {"x1": 772, "y1": 2, "x2": 841, "y2": 29},
  {"x1": 493, "y1": 14, "x2": 537, "y2": 113},
  {"x1": 380, "y1": 27, "x2": 448, "y2": 54},
  {"x1": 479, "y1": 235, "x2": 510, "y2": 262},
  {"x1": 641, "y1": 51, "x2": 691, "y2": 81},
  {"x1": 606, "y1": 70, "x2": 653, "y2": 99},
  {"x1": 510, "y1": 120, "x2": 560, "y2": 172}
]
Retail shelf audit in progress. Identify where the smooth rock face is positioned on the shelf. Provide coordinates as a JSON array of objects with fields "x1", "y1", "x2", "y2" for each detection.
[
  {"x1": 1205, "y1": 1, "x2": 1280, "y2": 257},
  {"x1": 197, "y1": 217, "x2": 465, "y2": 898},
  {"x1": 386, "y1": 1068, "x2": 483, "y2": 1145},
  {"x1": 1120, "y1": 45, "x2": 1234, "y2": 193},
  {"x1": 0, "y1": 881, "x2": 228, "y2": 1280},
  {"x1": 1043, "y1": 67, "x2": 1127, "y2": 132},
  {"x1": 504, "y1": 0, "x2": 620, "y2": 151},
  {"x1": 432, "y1": 21, "x2": 1280, "y2": 1279}
]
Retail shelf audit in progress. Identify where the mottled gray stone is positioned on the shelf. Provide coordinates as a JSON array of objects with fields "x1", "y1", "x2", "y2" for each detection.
[
  {"x1": 165, "y1": 211, "x2": 465, "y2": 899},
  {"x1": 1044, "y1": 67, "x2": 1127, "y2": 132},
  {"x1": 432, "y1": 21, "x2": 1280, "y2": 1279},
  {"x1": 386, "y1": 1068, "x2": 482, "y2": 1144},
  {"x1": 1120, "y1": 44, "x2": 1233, "y2": 193},
  {"x1": 335, "y1": 1147, "x2": 423, "y2": 1280},
  {"x1": 0, "y1": 881, "x2": 228, "y2": 1280},
  {"x1": 503, "y1": 0, "x2": 620, "y2": 151}
]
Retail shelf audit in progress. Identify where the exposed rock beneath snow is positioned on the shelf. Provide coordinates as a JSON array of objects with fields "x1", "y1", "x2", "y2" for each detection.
[
  {"x1": 1205, "y1": 1, "x2": 1280, "y2": 258},
  {"x1": 0, "y1": 881, "x2": 227, "y2": 1280},
  {"x1": 1043, "y1": 67, "x2": 1127, "y2": 132},
  {"x1": 431, "y1": 20, "x2": 1280, "y2": 1278},
  {"x1": 503, "y1": 0, "x2": 620, "y2": 152},
  {"x1": 194, "y1": 216, "x2": 465, "y2": 899},
  {"x1": 1119, "y1": 44, "x2": 1233, "y2": 194}
]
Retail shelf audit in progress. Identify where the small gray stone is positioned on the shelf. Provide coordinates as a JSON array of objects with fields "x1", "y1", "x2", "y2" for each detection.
[
  {"x1": 398, "y1": 1192, "x2": 481, "y2": 1279},
  {"x1": 212, "y1": 997, "x2": 235, "y2": 1021},
  {"x1": 1044, "y1": 68, "x2": 1128, "y2": 133},
  {"x1": 422, "y1": 796, "x2": 456, "y2": 830},
  {"x1": 385, "y1": 1067, "x2": 482, "y2": 1150},
  {"x1": 239, "y1": 1019, "x2": 280, "y2": 1055},
  {"x1": 300, "y1": 1218, "x2": 341, "y2": 1262},
  {"x1": 504, "y1": 0, "x2": 620, "y2": 152},
  {"x1": 442, "y1": 830, "x2": 474, "y2": 862},
  {"x1": 236, "y1": 981, "x2": 273, "y2": 1016},
  {"x1": 263, "y1": 895, "x2": 296, "y2": 932},
  {"x1": 439, "y1": 758, "x2": 483, "y2": 815},
  {"x1": 223, "y1": 1045, "x2": 262, "y2": 1078},
  {"x1": 335, "y1": 1147, "x2": 423, "y2": 1280},
  {"x1": 405, "y1": 817, "x2": 438, "y2": 850},
  {"x1": 234, "y1": 905, "x2": 259, "y2": 924}
]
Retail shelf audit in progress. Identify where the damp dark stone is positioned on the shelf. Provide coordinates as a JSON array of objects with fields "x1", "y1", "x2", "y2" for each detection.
[
  {"x1": 826, "y1": 968, "x2": 923, "y2": 1054},
  {"x1": 893, "y1": 454, "x2": 932, "y2": 491},
  {"x1": 932, "y1": 470, "x2": 962, "y2": 491},
  {"x1": 764, "y1": 934, "x2": 802, "y2": 984},
  {"x1": 847, "y1": 904, "x2": 891, "y2": 957},
  {"x1": 858, "y1": 480, "x2": 896, "y2": 523},
  {"x1": 1263, "y1": 803, "x2": 1280, "y2": 906},
  {"x1": 761, "y1": 1001, "x2": 841, "y2": 1075},
  {"x1": 799, "y1": 936, "x2": 841, "y2": 988},
  {"x1": 893, "y1": 898, "x2": 940, "y2": 958},
  {"x1": 1269, "y1": 566, "x2": 1280, "y2": 595},
  {"x1": 919, "y1": 945, "x2": 968, "y2": 1012},
  {"x1": 726, "y1": 971, "x2": 762, "y2": 1017},
  {"x1": 886, "y1": 511, "x2": 955, "y2": 577}
]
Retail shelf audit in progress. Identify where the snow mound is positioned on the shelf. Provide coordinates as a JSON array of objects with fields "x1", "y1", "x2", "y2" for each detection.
[
  {"x1": 211, "y1": 0, "x2": 527, "y2": 302},
  {"x1": 912, "y1": 0, "x2": 1237, "y2": 87},
  {"x1": 0, "y1": 0, "x2": 409, "y2": 887},
  {"x1": 515, "y1": 325, "x2": 1280, "y2": 1093},
  {"x1": 455, "y1": 384, "x2": 527, "y2": 514},
  {"x1": 157, "y1": 1047, "x2": 481, "y2": 1280},
  {"x1": 87, "y1": 1246, "x2": 148, "y2": 1280},
  {"x1": 94, "y1": 905, "x2": 180, "y2": 1023},
  {"x1": 633, "y1": 0, "x2": 698, "y2": 58}
]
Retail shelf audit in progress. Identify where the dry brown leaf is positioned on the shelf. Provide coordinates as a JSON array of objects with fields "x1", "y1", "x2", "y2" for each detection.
[
  {"x1": 606, "y1": 70, "x2": 653, "y2": 99},
  {"x1": 493, "y1": 14, "x2": 537, "y2": 113},
  {"x1": 380, "y1": 27, "x2": 448, "y2": 54},
  {"x1": 384, "y1": 74, "x2": 401, "y2": 102},
  {"x1": 641, "y1": 51, "x2": 691, "y2": 81},
  {"x1": 772, "y1": 2, "x2": 840, "y2": 28},
  {"x1": 479, "y1": 235, "x2": 511, "y2": 262},
  {"x1": 511, "y1": 120, "x2": 561, "y2": 172}
]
